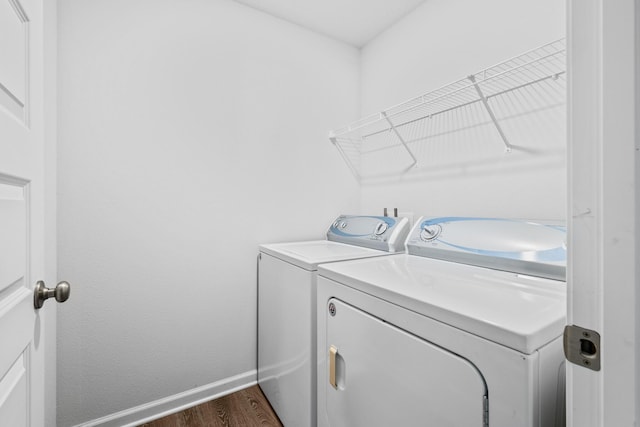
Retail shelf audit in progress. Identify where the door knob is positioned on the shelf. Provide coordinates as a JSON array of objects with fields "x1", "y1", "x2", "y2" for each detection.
[{"x1": 34, "y1": 280, "x2": 71, "y2": 309}]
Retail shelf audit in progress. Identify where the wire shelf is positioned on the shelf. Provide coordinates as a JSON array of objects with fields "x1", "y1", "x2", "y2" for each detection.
[{"x1": 329, "y1": 39, "x2": 566, "y2": 181}]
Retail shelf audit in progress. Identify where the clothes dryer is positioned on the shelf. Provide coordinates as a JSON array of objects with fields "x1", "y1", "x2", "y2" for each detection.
[
  {"x1": 317, "y1": 217, "x2": 567, "y2": 427},
  {"x1": 258, "y1": 215, "x2": 410, "y2": 427}
]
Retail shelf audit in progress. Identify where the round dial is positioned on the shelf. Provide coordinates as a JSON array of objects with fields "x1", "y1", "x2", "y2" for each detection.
[
  {"x1": 420, "y1": 224, "x2": 442, "y2": 241},
  {"x1": 374, "y1": 222, "x2": 388, "y2": 236}
]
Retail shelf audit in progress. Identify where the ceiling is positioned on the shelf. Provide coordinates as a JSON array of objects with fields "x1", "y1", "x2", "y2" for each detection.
[{"x1": 232, "y1": 0, "x2": 428, "y2": 48}]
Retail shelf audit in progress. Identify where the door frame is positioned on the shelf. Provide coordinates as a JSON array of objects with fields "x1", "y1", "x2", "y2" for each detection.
[
  {"x1": 567, "y1": 0, "x2": 639, "y2": 425},
  {"x1": 43, "y1": 0, "x2": 57, "y2": 424}
]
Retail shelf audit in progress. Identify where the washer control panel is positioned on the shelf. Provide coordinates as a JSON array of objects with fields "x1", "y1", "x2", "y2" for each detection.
[
  {"x1": 327, "y1": 215, "x2": 410, "y2": 252},
  {"x1": 406, "y1": 216, "x2": 567, "y2": 280}
]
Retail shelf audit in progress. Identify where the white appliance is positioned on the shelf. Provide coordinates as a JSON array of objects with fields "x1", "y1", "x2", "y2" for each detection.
[
  {"x1": 258, "y1": 215, "x2": 410, "y2": 427},
  {"x1": 317, "y1": 216, "x2": 567, "y2": 427}
]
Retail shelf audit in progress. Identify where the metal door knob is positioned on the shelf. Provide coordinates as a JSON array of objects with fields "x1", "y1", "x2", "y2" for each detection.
[{"x1": 34, "y1": 280, "x2": 71, "y2": 309}]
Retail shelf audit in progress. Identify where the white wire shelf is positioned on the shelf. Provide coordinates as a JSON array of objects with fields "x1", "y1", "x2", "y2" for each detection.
[{"x1": 329, "y1": 39, "x2": 566, "y2": 181}]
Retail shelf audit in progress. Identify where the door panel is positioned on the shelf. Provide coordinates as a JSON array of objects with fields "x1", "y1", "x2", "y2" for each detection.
[
  {"x1": 0, "y1": 350, "x2": 29, "y2": 426},
  {"x1": 0, "y1": 0, "x2": 28, "y2": 121},
  {"x1": 324, "y1": 298, "x2": 487, "y2": 427},
  {"x1": 0, "y1": 180, "x2": 26, "y2": 290}
]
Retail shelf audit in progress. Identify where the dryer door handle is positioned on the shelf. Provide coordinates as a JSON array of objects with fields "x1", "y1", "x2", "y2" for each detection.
[{"x1": 329, "y1": 345, "x2": 338, "y2": 389}]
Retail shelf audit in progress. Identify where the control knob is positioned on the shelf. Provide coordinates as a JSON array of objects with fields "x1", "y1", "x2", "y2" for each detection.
[
  {"x1": 374, "y1": 222, "x2": 388, "y2": 236},
  {"x1": 420, "y1": 224, "x2": 442, "y2": 241}
]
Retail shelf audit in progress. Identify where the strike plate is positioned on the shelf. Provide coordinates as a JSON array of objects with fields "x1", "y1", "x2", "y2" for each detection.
[{"x1": 563, "y1": 324, "x2": 601, "y2": 371}]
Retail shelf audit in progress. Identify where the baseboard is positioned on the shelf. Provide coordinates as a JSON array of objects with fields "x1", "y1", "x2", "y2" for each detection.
[{"x1": 72, "y1": 370, "x2": 257, "y2": 427}]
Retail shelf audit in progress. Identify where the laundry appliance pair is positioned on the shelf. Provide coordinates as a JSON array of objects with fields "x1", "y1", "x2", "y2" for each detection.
[{"x1": 260, "y1": 215, "x2": 567, "y2": 427}]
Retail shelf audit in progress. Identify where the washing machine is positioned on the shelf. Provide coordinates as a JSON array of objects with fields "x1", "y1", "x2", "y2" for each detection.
[
  {"x1": 258, "y1": 215, "x2": 410, "y2": 427},
  {"x1": 317, "y1": 216, "x2": 567, "y2": 427}
]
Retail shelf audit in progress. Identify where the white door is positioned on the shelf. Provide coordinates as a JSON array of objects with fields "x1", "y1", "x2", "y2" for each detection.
[
  {"x1": 567, "y1": 0, "x2": 639, "y2": 426},
  {"x1": 324, "y1": 298, "x2": 487, "y2": 427},
  {"x1": 0, "y1": 0, "x2": 59, "y2": 426}
]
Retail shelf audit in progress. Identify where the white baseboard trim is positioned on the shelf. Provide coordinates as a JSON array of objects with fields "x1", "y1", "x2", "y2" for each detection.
[{"x1": 72, "y1": 370, "x2": 258, "y2": 427}]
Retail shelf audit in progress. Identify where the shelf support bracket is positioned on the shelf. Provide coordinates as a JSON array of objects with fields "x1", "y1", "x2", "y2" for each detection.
[
  {"x1": 381, "y1": 112, "x2": 418, "y2": 169},
  {"x1": 329, "y1": 133, "x2": 362, "y2": 182},
  {"x1": 468, "y1": 75, "x2": 512, "y2": 152}
]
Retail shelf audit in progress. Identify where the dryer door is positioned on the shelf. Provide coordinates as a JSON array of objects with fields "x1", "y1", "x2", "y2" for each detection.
[{"x1": 324, "y1": 298, "x2": 488, "y2": 427}]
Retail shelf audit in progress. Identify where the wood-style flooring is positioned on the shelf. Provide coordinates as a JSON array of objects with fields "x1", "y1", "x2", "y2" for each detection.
[{"x1": 138, "y1": 385, "x2": 283, "y2": 427}]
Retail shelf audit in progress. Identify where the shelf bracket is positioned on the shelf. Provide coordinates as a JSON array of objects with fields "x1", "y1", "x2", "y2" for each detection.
[
  {"x1": 381, "y1": 111, "x2": 418, "y2": 169},
  {"x1": 468, "y1": 75, "x2": 512, "y2": 152},
  {"x1": 329, "y1": 133, "x2": 362, "y2": 182}
]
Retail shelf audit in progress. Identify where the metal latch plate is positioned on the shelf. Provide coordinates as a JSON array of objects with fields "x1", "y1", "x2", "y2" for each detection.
[{"x1": 563, "y1": 324, "x2": 601, "y2": 371}]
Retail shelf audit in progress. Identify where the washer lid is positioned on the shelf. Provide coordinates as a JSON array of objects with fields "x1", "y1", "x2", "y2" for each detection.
[
  {"x1": 318, "y1": 254, "x2": 566, "y2": 354},
  {"x1": 259, "y1": 240, "x2": 389, "y2": 271}
]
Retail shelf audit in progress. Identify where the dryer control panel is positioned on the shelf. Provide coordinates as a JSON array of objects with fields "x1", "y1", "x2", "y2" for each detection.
[
  {"x1": 327, "y1": 215, "x2": 410, "y2": 253},
  {"x1": 406, "y1": 216, "x2": 567, "y2": 280}
]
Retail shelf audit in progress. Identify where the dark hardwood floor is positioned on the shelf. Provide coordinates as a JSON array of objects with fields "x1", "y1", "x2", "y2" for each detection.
[{"x1": 138, "y1": 385, "x2": 282, "y2": 427}]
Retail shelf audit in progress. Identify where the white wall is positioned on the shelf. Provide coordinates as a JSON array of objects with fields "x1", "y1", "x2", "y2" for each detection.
[
  {"x1": 358, "y1": 0, "x2": 566, "y2": 221},
  {"x1": 57, "y1": 0, "x2": 568, "y2": 424},
  {"x1": 56, "y1": 1, "x2": 359, "y2": 425}
]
